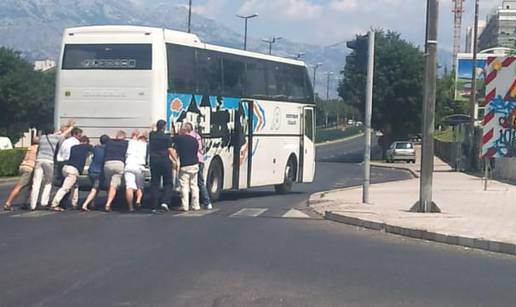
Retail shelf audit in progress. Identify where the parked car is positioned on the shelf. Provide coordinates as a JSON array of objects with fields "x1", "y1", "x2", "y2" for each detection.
[
  {"x1": 386, "y1": 141, "x2": 416, "y2": 163},
  {"x1": 0, "y1": 137, "x2": 13, "y2": 150}
]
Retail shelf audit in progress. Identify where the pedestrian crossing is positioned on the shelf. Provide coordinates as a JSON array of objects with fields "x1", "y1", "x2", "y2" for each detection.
[{"x1": 0, "y1": 207, "x2": 318, "y2": 220}]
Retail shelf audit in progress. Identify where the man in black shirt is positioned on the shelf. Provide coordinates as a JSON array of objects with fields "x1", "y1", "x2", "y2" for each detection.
[
  {"x1": 51, "y1": 136, "x2": 92, "y2": 211},
  {"x1": 103, "y1": 131, "x2": 129, "y2": 212},
  {"x1": 149, "y1": 120, "x2": 175, "y2": 212},
  {"x1": 172, "y1": 123, "x2": 200, "y2": 211}
]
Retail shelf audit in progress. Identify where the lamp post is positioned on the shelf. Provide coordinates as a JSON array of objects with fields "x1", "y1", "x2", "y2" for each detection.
[
  {"x1": 236, "y1": 13, "x2": 258, "y2": 50},
  {"x1": 263, "y1": 37, "x2": 282, "y2": 55},
  {"x1": 187, "y1": 0, "x2": 192, "y2": 33}
]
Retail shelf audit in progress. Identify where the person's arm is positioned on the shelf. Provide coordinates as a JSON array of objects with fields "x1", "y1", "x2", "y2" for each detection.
[
  {"x1": 168, "y1": 148, "x2": 179, "y2": 172},
  {"x1": 58, "y1": 120, "x2": 75, "y2": 136}
]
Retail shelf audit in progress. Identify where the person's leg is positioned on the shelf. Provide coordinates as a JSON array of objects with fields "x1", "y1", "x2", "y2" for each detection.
[
  {"x1": 190, "y1": 165, "x2": 200, "y2": 210},
  {"x1": 103, "y1": 162, "x2": 121, "y2": 211},
  {"x1": 81, "y1": 188, "x2": 97, "y2": 211},
  {"x1": 197, "y1": 163, "x2": 211, "y2": 208},
  {"x1": 178, "y1": 167, "x2": 190, "y2": 211},
  {"x1": 150, "y1": 162, "x2": 161, "y2": 210},
  {"x1": 30, "y1": 163, "x2": 44, "y2": 210},
  {"x1": 161, "y1": 161, "x2": 173, "y2": 208},
  {"x1": 40, "y1": 162, "x2": 54, "y2": 208},
  {"x1": 4, "y1": 181, "x2": 23, "y2": 209},
  {"x1": 125, "y1": 188, "x2": 135, "y2": 211},
  {"x1": 51, "y1": 167, "x2": 78, "y2": 210},
  {"x1": 124, "y1": 170, "x2": 137, "y2": 211},
  {"x1": 135, "y1": 167, "x2": 144, "y2": 208}
]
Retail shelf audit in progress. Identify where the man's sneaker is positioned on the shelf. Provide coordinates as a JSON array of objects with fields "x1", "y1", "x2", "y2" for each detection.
[
  {"x1": 191, "y1": 206, "x2": 201, "y2": 211},
  {"x1": 151, "y1": 209, "x2": 163, "y2": 215},
  {"x1": 205, "y1": 203, "x2": 213, "y2": 210},
  {"x1": 160, "y1": 203, "x2": 169, "y2": 212}
]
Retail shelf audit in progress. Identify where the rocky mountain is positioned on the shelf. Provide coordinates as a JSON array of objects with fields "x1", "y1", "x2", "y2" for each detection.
[{"x1": 0, "y1": 0, "x2": 347, "y2": 97}]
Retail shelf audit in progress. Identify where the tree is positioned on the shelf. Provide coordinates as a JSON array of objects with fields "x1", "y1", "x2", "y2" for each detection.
[
  {"x1": 0, "y1": 48, "x2": 55, "y2": 143},
  {"x1": 435, "y1": 71, "x2": 468, "y2": 125},
  {"x1": 339, "y1": 30, "x2": 424, "y2": 141}
]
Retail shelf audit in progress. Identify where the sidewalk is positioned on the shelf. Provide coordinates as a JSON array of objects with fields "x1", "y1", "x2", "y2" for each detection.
[{"x1": 310, "y1": 155, "x2": 516, "y2": 256}]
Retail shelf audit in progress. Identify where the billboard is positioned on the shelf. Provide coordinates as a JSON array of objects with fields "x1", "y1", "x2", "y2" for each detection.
[
  {"x1": 481, "y1": 56, "x2": 516, "y2": 158},
  {"x1": 455, "y1": 54, "x2": 488, "y2": 102}
]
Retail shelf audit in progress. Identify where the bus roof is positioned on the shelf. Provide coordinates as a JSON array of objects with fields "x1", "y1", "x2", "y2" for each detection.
[{"x1": 64, "y1": 25, "x2": 308, "y2": 67}]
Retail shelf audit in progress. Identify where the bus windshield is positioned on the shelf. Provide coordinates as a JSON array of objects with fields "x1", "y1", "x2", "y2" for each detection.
[{"x1": 62, "y1": 44, "x2": 152, "y2": 70}]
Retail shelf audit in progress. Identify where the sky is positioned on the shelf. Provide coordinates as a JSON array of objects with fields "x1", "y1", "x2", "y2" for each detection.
[{"x1": 163, "y1": 0, "x2": 502, "y2": 51}]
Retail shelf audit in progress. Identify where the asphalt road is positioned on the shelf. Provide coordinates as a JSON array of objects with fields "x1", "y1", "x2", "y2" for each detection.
[{"x1": 1, "y1": 136, "x2": 515, "y2": 307}]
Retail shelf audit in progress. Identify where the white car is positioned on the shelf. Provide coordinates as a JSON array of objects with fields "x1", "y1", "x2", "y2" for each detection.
[
  {"x1": 0, "y1": 137, "x2": 13, "y2": 150},
  {"x1": 386, "y1": 141, "x2": 416, "y2": 163}
]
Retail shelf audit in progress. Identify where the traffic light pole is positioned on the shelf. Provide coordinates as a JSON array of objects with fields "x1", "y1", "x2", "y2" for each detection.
[{"x1": 363, "y1": 31, "x2": 375, "y2": 204}]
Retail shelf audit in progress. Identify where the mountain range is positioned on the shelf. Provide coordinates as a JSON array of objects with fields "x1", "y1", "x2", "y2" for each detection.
[{"x1": 0, "y1": 0, "x2": 452, "y2": 98}]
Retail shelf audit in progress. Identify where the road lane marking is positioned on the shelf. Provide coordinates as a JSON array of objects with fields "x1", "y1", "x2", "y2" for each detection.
[
  {"x1": 230, "y1": 208, "x2": 267, "y2": 217},
  {"x1": 282, "y1": 209, "x2": 311, "y2": 219},
  {"x1": 176, "y1": 209, "x2": 220, "y2": 217},
  {"x1": 12, "y1": 211, "x2": 55, "y2": 218}
]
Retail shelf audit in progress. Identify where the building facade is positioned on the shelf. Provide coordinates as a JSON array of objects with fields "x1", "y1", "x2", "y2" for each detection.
[{"x1": 478, "y1": 1, "x2": 516, "y2": 51}]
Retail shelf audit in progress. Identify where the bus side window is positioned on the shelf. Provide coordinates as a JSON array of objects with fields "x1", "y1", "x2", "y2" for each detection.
[
  {"x1": 222, "y1": 55, "x2": 245, "y2": 97},
  {"x1": 196, "y1": 49, "x2": 222, "y2": 96},
  {"x1": 244, "y1": 59, "x2": 267, "y2": 98},
  {"x1": 167, "y1": 44, "x2": 195, "y2": 93}
]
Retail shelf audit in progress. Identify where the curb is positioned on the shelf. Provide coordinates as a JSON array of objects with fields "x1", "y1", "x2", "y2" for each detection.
[
  {"x1": 0, "y1": 177, "x2": 19, "y2": 186},
  {"x1": 370, "y1": 163, "x2": 419, "y2": 178},
  {"x1": 315, "y1": 133, "x2": 364, "y2": 147},
  {"x1": 325, "y1": 211, "x2": 516, "y2": 256}
]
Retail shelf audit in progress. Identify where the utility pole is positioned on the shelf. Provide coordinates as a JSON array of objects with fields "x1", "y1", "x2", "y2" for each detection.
[
  {"x1": 187, "y1": 0, "x2": 192, "y2": 33},
  {"x1": 236, "y1": 13, "x2": 258, "y2": 50},
  {"x1": 263, "y1": 37, "x2": 282, "y2": 55},
  {"x1": 414, "y1": 0, "x2": 441, "y2": 213},
  {"x1": 363, "y1": 31, "x2": 375, "y2": 204},
  {"x1": 469, "y1": 0, "x2": 480, "y2": 169},
  {"x1": 326, "y1": 72, "x2": 334, "y2": 101}
]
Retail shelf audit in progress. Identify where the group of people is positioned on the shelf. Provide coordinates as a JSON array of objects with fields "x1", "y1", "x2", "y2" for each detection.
[{"x1": 3, "y1": 119, "x2": 212, "y2": 213}]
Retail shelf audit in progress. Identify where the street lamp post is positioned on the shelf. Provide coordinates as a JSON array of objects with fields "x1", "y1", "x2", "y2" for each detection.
[
  {"x1": 263, "y1": 37, "x2": 282, "y2": 55},
  {"x1": 187, "y1": 0, "x2": 192, "y2": 33},
  {"x1": 236, "y1": 13, "x2": 258, "y2": 50},
  {"x1": 325, "y1": 72, "x2": 334, "y2": 127}
]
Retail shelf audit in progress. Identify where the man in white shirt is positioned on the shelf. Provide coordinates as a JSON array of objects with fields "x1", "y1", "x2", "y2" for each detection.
[
  {"x1": 54, "y1": 127, "x2": 82, "y2": 207},
  {"x1": 57, "y1": 128, "x2": 82, "y2": 163},
  {"x1": 124, "y1": 130, "x2": 148, "y2": 212}
]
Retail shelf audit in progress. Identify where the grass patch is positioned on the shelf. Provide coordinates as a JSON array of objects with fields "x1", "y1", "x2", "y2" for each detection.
[
  {"x1": 434, "y1": 128, "x2": 455, "y2": 143},
  {"x1": 316, "y1": 126, "x2": 364, "y2": 144}
]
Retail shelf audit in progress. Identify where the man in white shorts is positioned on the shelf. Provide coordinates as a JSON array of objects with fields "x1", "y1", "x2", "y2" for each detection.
[{"x1": 124, "y1": 131, "x2": 148, "y2": 212}]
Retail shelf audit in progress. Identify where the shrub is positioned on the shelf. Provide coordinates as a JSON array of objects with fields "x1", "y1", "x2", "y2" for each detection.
[{"x1": 0, "y1": 148, "x2": 27, "y2": 177}]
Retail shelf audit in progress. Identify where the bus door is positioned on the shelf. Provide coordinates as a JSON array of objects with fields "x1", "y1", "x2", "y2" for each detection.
[
  {"x1": 302, "y1": 107, "x2": 316, "y2": 182},
  {"x1": 232, "y1": 100, "x2": 254, "y2": 189}
]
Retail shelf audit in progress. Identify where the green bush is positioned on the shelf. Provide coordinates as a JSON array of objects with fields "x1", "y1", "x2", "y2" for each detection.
[
  {"x1": 316, "y1": 126, "x2": 364, "y2": 143},
  {"x1": 0, "y1": 148, "x2": 27, "y2": 177}
]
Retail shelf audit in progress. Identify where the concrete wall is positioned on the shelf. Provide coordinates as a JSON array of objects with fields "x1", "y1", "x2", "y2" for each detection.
[{"x1": 493, "y1": 158, "x2": 516, "y2": 182}]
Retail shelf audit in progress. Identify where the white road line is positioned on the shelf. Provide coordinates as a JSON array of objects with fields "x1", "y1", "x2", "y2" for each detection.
[
  {"x1": 230, "y1": 208, "x2": 267, "y2": 218},
  {"x1": 118, "y1": 213, "x2": 153, "y2": 218},
  {"x1": 12, "y1": 211, "x2": 55, "y2": 218},
  {"x1": 0, "y1": 210, "x2": 14, "y2": 215},
  {"x1": 282, "y1": 209, "x2": 311, "y2": 219},
  {"x1": 176, "y1": 208, "x2": 220, "y2": 217}
]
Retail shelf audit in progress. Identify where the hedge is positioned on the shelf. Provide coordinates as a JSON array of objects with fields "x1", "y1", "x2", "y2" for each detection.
[{"x1": 0, "y1": 148, "x2": 27, "y2": 177}]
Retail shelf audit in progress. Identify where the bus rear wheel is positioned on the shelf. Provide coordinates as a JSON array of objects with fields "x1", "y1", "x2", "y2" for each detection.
[
  {"x1": 207, "y1": 158, "x2": 223, "y2": 202},
  {"x1": 275, "y1": 158, "x2": 296, "y2": 194}
]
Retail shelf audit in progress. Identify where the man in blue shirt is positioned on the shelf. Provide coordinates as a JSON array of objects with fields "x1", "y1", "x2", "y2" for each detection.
[{"x1": 81, "y1": 134, "x2": 109, "y2": 211}]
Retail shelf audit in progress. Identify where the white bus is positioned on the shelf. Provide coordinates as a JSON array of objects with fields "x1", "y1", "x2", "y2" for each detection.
[{"x1": 55, "y1": 25, "x2": 315, "y2": 201}]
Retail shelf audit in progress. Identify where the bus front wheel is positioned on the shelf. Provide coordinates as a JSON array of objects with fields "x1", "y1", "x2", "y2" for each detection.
[
  {"x1": 275, "y1": 157, "x2": 296, "y2": 194},
  {"x1": 207, "y1": 158, "x2": 223, "y2": 202}
]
